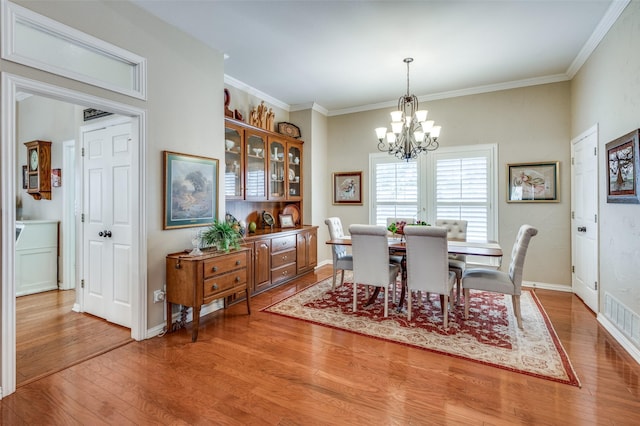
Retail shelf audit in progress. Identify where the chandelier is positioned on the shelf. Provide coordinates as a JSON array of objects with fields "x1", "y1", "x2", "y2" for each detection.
[{"x1": 375, "y1": 58, "x2": 442, "y2": 161}]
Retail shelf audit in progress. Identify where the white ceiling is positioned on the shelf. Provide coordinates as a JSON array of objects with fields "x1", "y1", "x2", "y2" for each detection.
[{"x1": 132, "y1": 0, "x2": 625, "y2": 115}]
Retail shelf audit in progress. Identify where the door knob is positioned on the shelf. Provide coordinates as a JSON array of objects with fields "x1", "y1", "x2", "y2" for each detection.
[
  {"x1": 98, "y1": 231, "x2": 103, "y2": 237},
  {"x1": 105, "y1": 230, "x2": 112, "y2": 238},
  {"x1": 577, "y1": 226, "x2": 587, "y2": 232}
]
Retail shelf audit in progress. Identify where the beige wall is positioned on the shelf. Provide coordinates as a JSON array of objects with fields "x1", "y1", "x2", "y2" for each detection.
[
  {"x1": 326, "y1": 82, "x2": 572, "y2": 287},
  {"x1": 1, "y1": 0, "x2": 226, "y2": 330},
  {"x1": 571, "y1": 1, "x2": 640, "y2": 339}
]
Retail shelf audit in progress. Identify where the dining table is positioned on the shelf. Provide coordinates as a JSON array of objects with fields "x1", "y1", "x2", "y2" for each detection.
[{"x1": 325, "y1": 235, "x2": 503, "y2": 310}]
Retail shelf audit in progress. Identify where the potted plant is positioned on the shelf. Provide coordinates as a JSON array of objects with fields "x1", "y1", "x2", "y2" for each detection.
[{"x1": 201, "y1": 219, "x2": 242, "y2": 252}]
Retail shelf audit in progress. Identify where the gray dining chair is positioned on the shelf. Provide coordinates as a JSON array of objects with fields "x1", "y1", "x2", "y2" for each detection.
[
  {"x1": 404, "y1": 226, "x2": 456, "y2": 327},
  {"x1": 324, "y1": 217, "x2": 353, "y2": 290},
  {"x1": 462, "y1": 224, "x2": 538, "y2": 329},
  {"x1": 436, "y1": 219, "x2": 468, "y2": 304},
  {"x1": 349, "y1": 224, "x2": 401, "y2": 318}
]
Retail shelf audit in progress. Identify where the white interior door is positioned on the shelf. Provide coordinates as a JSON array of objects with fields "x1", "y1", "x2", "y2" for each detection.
[
  {"x1": 571, "y1": 125, "x2": 599, "y2": 312},
  {"x1": 82, "y1": 121, "x2": 133, "y2": 327}
]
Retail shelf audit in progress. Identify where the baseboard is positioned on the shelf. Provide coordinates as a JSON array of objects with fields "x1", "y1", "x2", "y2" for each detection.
[
  {"x1": 598, "y1": 314, "x2": 640, "y2": 365},
  {"x1": 317, "y1": 259, "x2": 332, "y2": 268},
  {"x1": 523, "y1": 280, "x2": 572, "y2": 292},
  {"x1": 146, "y1": 299, "x2": 224, "y2": 339}
]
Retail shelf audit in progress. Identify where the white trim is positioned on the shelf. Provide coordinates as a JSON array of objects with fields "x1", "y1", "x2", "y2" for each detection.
[
  {"x1": 566, "y1": 0, "x2": 631, "y2": 78},
  {"x1": 290, "y1": 102, "x2": 328, "y2": 116},
  {"x1": 598, "y1": 314, "x2": 640, "y2": 365},
  {"x1": 523, "y1": 281, "x2": 573, "y2": 292},
  {"x1": 1, "y1": 0, "x2": 147, "y2": 100},
  {"x1": 1, "y1": 73, "x2": 148, "y2": 398},
  {"x1": 224, "y1": 74, "x2": 288, "y2": 111},
  {"x1": 60, "y1": 139, "x2": 76, "y2": 291}
]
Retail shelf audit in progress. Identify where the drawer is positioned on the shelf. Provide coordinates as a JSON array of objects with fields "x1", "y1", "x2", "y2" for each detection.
[
  {"x1": 203, "y1": 251, "x2": 247, "y2": 279},
  {"x1": 271, "y1": 235, "x2": 296, "y2": 253},
  {"x1": 271, "y1": 248, "x2": 296, "y2": 269},
  {"x1": 204, "y1": 268, "x2": 247, "y2": 298},
  {"x1": 271, "y1": 263, "x2": 297, "y2": 285}
]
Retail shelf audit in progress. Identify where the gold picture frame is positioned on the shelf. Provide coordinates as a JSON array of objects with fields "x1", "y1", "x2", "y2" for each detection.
[
  {"x1": 333, "y1": 171, "x2": 363, "y2": 205},
  {"x1": 507, "y1": 161, "x2": 559, "y2": 203}
]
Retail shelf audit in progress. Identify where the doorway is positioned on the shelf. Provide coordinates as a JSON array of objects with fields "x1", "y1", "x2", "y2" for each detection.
[{"x1": 1, "y1": 73, "x2": 147, "y2": 397}]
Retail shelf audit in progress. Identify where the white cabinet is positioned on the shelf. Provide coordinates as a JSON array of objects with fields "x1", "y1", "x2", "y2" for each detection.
[{"x1": 16, "y1": 220, "x2": 58, "y2": 296}]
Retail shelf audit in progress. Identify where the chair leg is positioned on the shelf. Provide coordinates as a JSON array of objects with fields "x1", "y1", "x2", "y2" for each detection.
[
  {"x1": 464, "y1": 288, "x2": 470, "y2": 319},
  {"x1": 383, "y1": 287, "x2": 389, "y2": 318},
  {"x1": 512, "y1": 295, "x2": 523, "y2": 329},
  {"x1": 443, "y1": 295, "x2": 449, "y2": 329},
  {"x1": 407, "y1": 290, "x2": 412, "y2": 321},
  {"x1": 353, "y1": 282, "x2": 358, "y2": 313},
  {"x1": 332, "y1": 267, "x2": 338, "y2": 290},
  {"x1": 339, "y1": 269, "x2": 345, "y2": 287}
]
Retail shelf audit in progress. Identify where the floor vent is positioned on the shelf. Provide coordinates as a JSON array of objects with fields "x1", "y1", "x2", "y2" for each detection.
[{"x1": 604, "y1": 292, "x2": 640, "y2": 346}]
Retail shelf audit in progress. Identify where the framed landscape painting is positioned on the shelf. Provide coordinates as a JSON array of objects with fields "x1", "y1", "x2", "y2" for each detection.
[
  {"x1": 606, "y1": 129, "x2": 640, "y2": 204},
  {"x1": 507, "y1": 161, "x2": 559, "y2": 203},
  {"x1": 333, "y1": 171, "x2": 362, "y2": 205},
  {"x1": 163, "y1": 151, "x2": 218, "y2": 229}
]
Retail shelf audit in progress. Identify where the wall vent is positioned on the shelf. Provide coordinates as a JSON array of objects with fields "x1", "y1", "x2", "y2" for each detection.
[{"x1": 604, "y1": 292, "x2": 640, "y2": 346}]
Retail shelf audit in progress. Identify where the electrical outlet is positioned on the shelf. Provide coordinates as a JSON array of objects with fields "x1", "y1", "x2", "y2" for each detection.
[{"x1": 153, "y1": 289, "x2": 165, "y2": 303}]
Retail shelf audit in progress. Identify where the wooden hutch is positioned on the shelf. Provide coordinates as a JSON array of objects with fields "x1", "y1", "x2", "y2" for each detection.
[
  {"x1": 165, "y1": 117, "x2": 317, "y2": 339},
  {"x1": 223, "y1": 117, "x2": 317, "y2": 298}
]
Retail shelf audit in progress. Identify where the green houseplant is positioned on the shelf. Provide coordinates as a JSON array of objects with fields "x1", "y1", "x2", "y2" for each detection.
[{"x1": 201, "y1": 219, "x2": 242, "y2": 252}]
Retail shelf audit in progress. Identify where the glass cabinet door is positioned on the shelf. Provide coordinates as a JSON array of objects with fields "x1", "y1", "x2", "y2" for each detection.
[
  {"x1": 268, "y1": 139, "x2": 286, "y2": 199},
  {"x1": 287, "y1": 143, "x2": 302, "y2": 199},
  {"x1": 224, "y1": 124, "x2": 243, "y2": 199},
  {"x1": 245, "y1": 130, "x2": 267, "y2": 200}
]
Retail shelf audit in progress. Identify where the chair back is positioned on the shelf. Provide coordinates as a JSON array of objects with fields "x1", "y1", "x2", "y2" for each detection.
[
  {"x1": 436, "y1": 219, "x2": 468, "y2": 261},
  {"x1": 508, "y1": 224, "x2": 539, "y2": 289},
  {"x1": 435, "y1": 219, "x2": 467, "y2": 240},
  {"x1": 404, "y1": 226, "x2": 450, "y2": 293},
  {"x1": 349, "y1": 224, "x2": 391, "y2": 287},
  {"x1": 325, "y1": 217, "x2": 348, "y2": 260}
]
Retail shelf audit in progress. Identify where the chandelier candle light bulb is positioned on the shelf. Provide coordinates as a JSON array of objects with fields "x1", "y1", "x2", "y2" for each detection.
[{"x1": 375, "y1": 57, "x2": 443, "y2": 161}]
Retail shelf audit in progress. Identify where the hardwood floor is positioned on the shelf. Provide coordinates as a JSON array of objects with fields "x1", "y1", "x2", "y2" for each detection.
[
  {"x1": 16, "y1": 289, "x2": 132, "y2": 387},
  {"x1": 3, "y1": 265, "x2": 639, "y2": 424}
]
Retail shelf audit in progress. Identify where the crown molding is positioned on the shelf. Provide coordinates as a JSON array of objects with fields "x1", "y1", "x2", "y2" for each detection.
[
  {"x1": 290, "y1": 102, "x2": 328, "y2": 116},
  {"x1": 566, "y1": 0, "x2": 630, "y2": 78},
  {"x1": 224, "y1": 74, "x2": 289, "y2": 111},
  {"x1": 327, "y1": 73, "x2": 570, "y2": 117}
]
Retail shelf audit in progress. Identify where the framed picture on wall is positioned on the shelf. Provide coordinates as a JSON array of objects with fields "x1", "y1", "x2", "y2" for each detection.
[
  {"x1": 507, "y1": 161, "x2": 559, "y2": 202},
  {"x1": 333, "y1": 171, "x2": 363, "y2": 205},
  {"x1": 163, "y1": 151, "x2": 219, "y2": 229},
  {"x1": 606, "y1": 129, "x2": 640, "y2": 204}
]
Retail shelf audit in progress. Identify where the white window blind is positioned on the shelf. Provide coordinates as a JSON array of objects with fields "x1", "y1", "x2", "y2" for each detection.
[
  {"x1": 426, "y1": 145, "x2": 497, "y2": 243},
  {"x1": 370, "y1": 156, "x2": 419, "y2": 226}
]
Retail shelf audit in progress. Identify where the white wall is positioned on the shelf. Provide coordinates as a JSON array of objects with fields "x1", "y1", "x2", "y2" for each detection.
[
  {"x1": 1, "y1": 0, "x2": 225, "y2": 330},
  {"x1": 571, "y1": 1, "x2": 640, "y2": 349},
  {"x1": 326, "y1": 82, "x2": 572, "y2": 288}
]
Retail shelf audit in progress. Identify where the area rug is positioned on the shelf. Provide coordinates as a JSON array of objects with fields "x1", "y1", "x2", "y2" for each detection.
[{"x1": 263, "y1": 274, "x2": 580, "y2": 387}]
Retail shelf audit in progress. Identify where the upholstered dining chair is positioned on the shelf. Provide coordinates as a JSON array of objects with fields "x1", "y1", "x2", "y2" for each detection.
[
  {"x1": 404, "y1": 226, "x2": 456, "y2": 327},
  {"x1": 462, "y1": 224, "x2": 538, "y2": 329},
  {"x1": 436, "y1": 219, "x2": 468, "y2": 304},
  {"x1": 324, "y1": 217, "x2": 353, "y2": 290},
  {"x1": 349, "y1": 224, "x2": 401, "y2": 318}
]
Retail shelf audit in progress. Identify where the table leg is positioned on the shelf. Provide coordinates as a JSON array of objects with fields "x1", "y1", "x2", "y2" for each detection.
[{"x1": 191, "y1": 305, "x2": 200, "y2": 342}]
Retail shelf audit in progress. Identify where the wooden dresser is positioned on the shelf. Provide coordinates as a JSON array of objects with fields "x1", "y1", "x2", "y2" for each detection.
[{"x1": 165, "y1": 248, "x2": 250, "y2": 342}]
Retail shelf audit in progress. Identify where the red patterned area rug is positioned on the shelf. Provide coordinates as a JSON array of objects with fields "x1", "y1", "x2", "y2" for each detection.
[{"x1": 263, "y1": 274, "x2": 580, "y2": 387}]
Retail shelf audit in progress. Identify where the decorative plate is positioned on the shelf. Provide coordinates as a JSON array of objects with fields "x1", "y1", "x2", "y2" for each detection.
[
  {"x1": 282, "y1": 204, "x2": 300, "y2": 225},
  {"x1": 277, "y1": 122, "x2": 301, "y2": 139},
  {"x1": 289, "y1": 168, "x2": 295, "y2": 180}
]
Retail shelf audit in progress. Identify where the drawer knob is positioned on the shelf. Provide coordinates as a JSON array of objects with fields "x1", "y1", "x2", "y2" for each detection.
[
  {"x1": 283, "y1": 255, "x2": 287, "y2": 260},
  {"x1": 212, "y1": 266, "x2": 218, "y2": 272},
  {"x1": 282, "y1": 270, "x2": 288, "y2": 276},
  {"x1": 236, "y1": 260, "x2": 241, "y2": 265},
  {"x1": 212, "y1": 284, "x2": 218, "y2": 291},
  {"x1": 235, "y1": 276, "x2": 240, "y2": 282}
]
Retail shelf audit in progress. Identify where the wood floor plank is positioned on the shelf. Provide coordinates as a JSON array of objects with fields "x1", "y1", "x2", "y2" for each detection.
[{"x1": 2, "y1": 265, "x2": 640, "y2": 424}]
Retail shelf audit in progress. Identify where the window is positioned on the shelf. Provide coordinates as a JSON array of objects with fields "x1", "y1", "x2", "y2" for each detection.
[
  {"x1": 369, "y1": 155, "x2": 419, "y2": 226},
  {"x1": 425, "y1": 145, "x2": 497, "y2": 242},
  {"x1": 370, "y1": 144, "x2": 497, "y2": 243}
]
